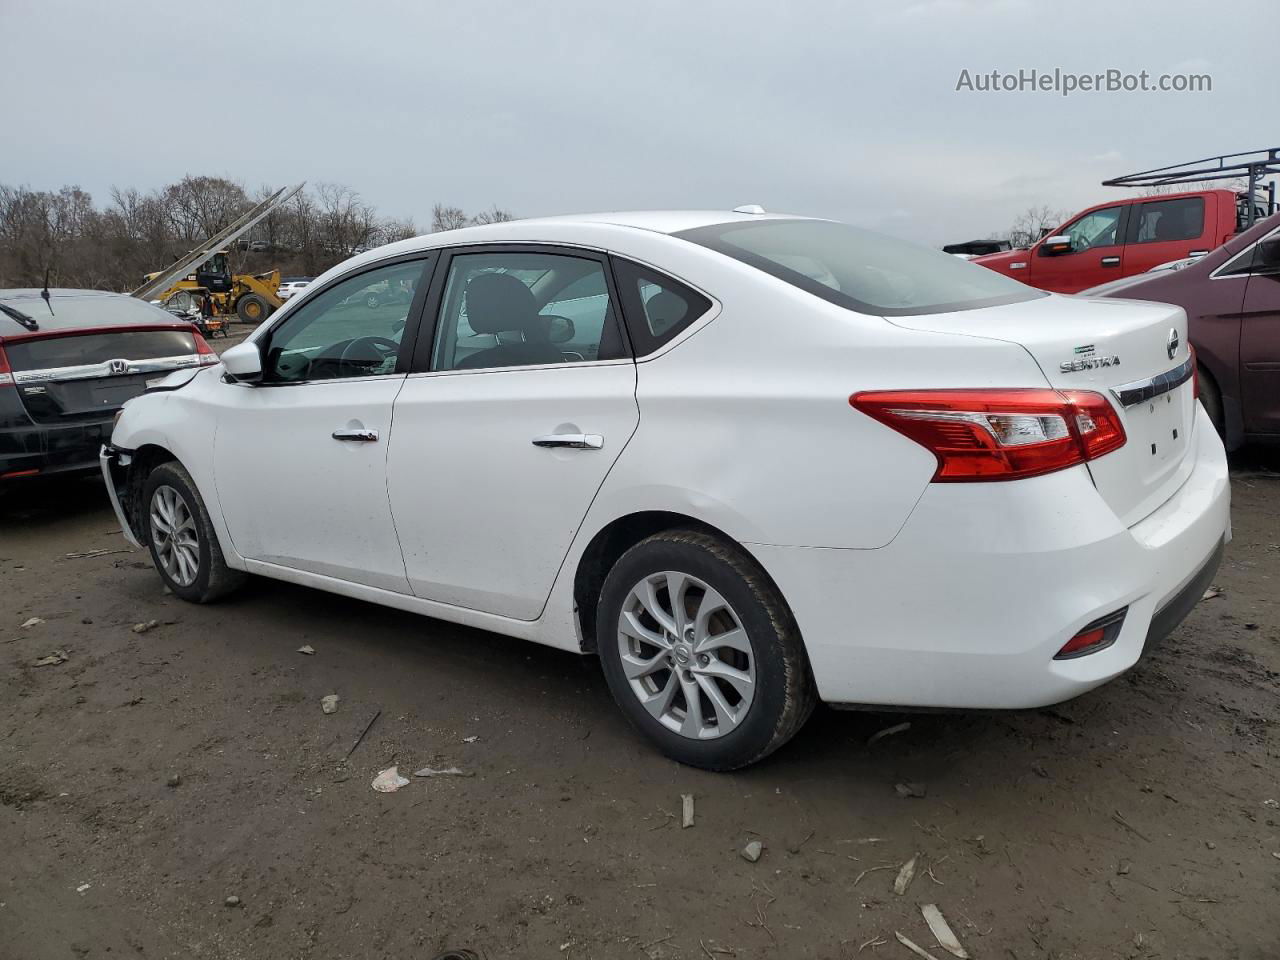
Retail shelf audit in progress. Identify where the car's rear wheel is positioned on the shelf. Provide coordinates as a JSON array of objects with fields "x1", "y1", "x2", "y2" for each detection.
[
  {"x1": 142, "y1": 461, "x2": 245, "y2": 603},
  {"x1": 596, "y1": 529, "x2": 816, "y2": 770}
]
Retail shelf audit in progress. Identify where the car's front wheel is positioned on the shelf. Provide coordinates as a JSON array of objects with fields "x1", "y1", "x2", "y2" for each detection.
[
  {"x1": 596, "y1": 530, "x2": 816, "y2": 770},
  {"x1": 142, "y1": 461, "x2": 245, "y2": 603}
]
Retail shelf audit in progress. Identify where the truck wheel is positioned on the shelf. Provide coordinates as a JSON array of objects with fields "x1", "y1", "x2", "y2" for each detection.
[
  {"x1": 236, "y1": 294, "x2": 270, "y2": 323},
  {"x1": 596, "y1": 529, "x2": 817, "y2": 770},
  {"x1": 142, "y1": 461, "x2": 246, "y2": 603}
]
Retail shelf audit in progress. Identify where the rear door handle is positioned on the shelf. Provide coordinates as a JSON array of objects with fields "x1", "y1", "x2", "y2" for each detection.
[
  {"x1": 1101, "y1": 256, "x2": 1121, "y2": 267},
  {"x1": 332, "y1": 428, "x2": 379, "y2": 442},
  {"x1": 531, "y1": 433, "x2": 603, "y2": 450}
]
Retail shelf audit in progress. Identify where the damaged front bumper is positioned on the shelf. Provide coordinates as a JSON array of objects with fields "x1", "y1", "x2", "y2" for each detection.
[{"x1": 100, "y1": 444, "x2": 143, "y2": 548}]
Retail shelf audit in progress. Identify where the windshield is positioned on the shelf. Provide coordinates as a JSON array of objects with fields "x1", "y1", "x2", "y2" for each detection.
[{"x1": 676, "y1": 219, "x2": 1044, "y2": 316}]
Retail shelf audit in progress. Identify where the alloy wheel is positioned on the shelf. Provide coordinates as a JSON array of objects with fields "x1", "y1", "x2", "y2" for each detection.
[
  {"x1": 149, "y1": 484, "x2": 200, "y2": 587},
  {"x1": 616, "y1": 570, "x2": 756, "y2": 739}
]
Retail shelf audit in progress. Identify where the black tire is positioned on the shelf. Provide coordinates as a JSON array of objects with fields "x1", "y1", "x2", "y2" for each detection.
[
  {"x1": 596, "y1": 529, "x2": 816, "y2": 771},
  {"x1": 1197, "y1": 365, "x2": 1224, "y2": 438},
  {"x1": 141, "y1": 461, "x2": 246, "y2": 603},
  {"x1": 236, "y1": 293, "x2": 270, "y2": 323}
]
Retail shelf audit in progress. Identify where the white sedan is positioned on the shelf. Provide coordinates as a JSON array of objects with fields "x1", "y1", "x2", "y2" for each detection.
[
  {"x1": 276, "y1": 279, "x2": 311, "y2": 301},
  {"x1": 101, "y1": 209, "x2": 1230, "y2": 770}
]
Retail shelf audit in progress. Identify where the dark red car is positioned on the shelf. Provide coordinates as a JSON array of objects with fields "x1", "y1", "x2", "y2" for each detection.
[{"x1": 1083, "y1": 212, "x2": 1280, "y2": 450}]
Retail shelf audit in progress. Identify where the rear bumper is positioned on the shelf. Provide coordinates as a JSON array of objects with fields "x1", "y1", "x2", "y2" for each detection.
[
  {"x1": 751, "y1": 406, "x2": 1231, "y2": 709},
  {"x1": 1, "y1": 419, "x2": 113, "y2": 480}
]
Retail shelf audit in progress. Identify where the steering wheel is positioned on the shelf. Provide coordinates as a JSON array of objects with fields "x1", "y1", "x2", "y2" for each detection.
[{"x1": 337, "y1": 336, "x2": 400, "y2": 377}]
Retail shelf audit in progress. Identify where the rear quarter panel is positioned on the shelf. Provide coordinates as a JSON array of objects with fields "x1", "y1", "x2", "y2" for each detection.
[{"x1": 574, "y1": 233, "x2": 1056, "y2": 552}]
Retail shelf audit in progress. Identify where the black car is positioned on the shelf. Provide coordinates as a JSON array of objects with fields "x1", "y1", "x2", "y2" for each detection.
[{"x1": 1, "y1": 289, "x2": 219, "y2": 482}]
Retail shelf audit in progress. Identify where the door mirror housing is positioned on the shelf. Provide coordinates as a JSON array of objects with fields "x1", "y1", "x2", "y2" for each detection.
[
  {"x1": 221, "y1": 341, "x2": 263, "y2": 382},
  {"x1": 1041, "y1": 235, "x2": 1074, "y2": 256}
]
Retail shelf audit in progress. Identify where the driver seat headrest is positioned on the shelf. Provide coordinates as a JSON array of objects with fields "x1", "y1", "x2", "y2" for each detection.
[{"x1": 465, "y1": 272, "x2": 538, "y2": 335}]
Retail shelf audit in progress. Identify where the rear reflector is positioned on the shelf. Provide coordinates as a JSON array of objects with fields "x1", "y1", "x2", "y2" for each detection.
[
  {"x1": 0, "y1": 344, "x2": 11, "y2": 386},
  {"x1": 1, "y1": 468, "x2": 40, "y2": 480},
  {"x1": 850, "y1": 388, "x2": 1126, "y2": 482},
  {"x1": 1189, "y1": 343, "x2": 1199, "y2": 401},
  {"x1": 1055, "y1": 608, "x2": 1128, "y2": 659}
]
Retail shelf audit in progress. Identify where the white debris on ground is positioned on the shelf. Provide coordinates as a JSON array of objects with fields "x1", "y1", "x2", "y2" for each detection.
[{"x1": 371, "y1": 766, "x2": 410, "y2": 793}]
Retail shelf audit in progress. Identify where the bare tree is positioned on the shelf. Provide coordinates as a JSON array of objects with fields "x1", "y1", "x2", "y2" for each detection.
[
  {"x1": 431, "y1": 204, "x2": 469, "y2": 232},
  {"x1": 0, "y1": 177, "x2": 433, "y2": 290},
  {"x1": 1009, "y1": 205, "x2": 1069, "y2": 248},
  {"x1": 470, "y1": 205, "x2": 516, "y2": 226}
]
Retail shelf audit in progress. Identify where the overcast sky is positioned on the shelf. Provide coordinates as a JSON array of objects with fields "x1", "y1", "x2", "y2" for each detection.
[{"x1": 0, "y1": 0, "x2": 1271, "y2": 246}]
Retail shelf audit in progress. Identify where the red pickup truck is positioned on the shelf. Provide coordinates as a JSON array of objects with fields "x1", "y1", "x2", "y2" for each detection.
[{"x1": 972, "y1": 189, "x2": 1264, "y2": 293}]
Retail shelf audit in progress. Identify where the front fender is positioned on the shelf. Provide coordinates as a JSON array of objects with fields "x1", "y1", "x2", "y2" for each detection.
[{"x1": 107, "y1": 373, "x2": 246, "y2": 570}]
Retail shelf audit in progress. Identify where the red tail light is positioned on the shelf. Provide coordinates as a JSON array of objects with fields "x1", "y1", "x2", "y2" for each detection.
[
  {"x1": 0, "y1": 343, "x2": 12, "y2": 387},
  {"x1": 1189, "y1": 343, "x2": 1199, "y2": 401},
  {"x1": 193, "y1": 332, "x2": 219, "y2": 366},
  {"x1": 850, "y1": 388, "x2": 1126, "y2": 482}
]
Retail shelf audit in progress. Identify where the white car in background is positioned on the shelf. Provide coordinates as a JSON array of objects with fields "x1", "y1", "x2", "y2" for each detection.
[
  {"x1": 101, "y1": 210, "x2": 1229, "y2": 770},
  {"x1": 276, "y1": 278, "x2": 311, "y2": 300}
]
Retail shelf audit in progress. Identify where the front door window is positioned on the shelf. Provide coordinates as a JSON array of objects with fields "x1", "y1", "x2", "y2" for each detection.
[{"x1": 264, "y1": 260, "x2": 426, "y2": 382}]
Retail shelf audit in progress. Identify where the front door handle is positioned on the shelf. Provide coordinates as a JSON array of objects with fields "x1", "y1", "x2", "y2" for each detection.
[
  {"x1": 531, "y1": 433, "x2": 604, "y2": 450},
  {"x1": 332, "y1": 428, "x2": 379, "y2": 442},
  {"x1": 1101, "y1": 256, "x2": 1121, "y2": 267}
]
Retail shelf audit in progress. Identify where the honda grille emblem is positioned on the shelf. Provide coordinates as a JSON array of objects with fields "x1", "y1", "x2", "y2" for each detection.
[{"x1": 109, "y1": 359, "x2": 129, "y2": 375}]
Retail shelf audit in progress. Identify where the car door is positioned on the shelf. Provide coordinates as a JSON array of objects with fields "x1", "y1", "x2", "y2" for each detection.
[
  {"x1": 386, "y1": 245, "x2": 639, "y2": 620},
  {"x1": 1029, "y1": 204, "x2": 1127, "y2": 293},
  {"x1": 1124, "y1": 195, "x2": 1213, "y2": 275},
  {"x1": 212, "y1": 255, "x2": 434, "y2": 592},
  {"x1": 1238, "y1": 243, "x2": 1280, "y2": 436}
]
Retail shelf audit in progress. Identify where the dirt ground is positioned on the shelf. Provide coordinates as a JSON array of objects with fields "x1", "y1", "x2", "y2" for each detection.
[{"x1": 2, "y1": 376, "x2": 1279, "y2": 958}]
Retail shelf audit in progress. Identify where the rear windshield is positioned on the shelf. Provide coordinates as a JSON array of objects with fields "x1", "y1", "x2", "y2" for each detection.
[
  {"x1": 676, "y1": 219, "x2": 1044, "y2": 316},
  {"x1": 5, "y1": 329, "x2": 195, "y2": 371}
]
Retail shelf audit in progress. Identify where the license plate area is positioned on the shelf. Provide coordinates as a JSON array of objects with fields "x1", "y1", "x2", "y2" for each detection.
[{"x1": 1133, "y1": 391, "x2": 1186, "y2": 467}]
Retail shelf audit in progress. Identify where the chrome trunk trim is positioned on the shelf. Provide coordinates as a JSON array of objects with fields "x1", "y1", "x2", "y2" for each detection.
[{"x1": 1109, "y1": 357, "x2": 1195, "y2": 408}]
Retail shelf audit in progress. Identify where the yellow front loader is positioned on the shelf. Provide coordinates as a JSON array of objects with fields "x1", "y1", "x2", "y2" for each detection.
[
  {"x1": 141, "y1": 250, "x2": 282, "y2": 322},
  {"x1": 131, "y1": 183, "x2": 305, "y2": 323}
]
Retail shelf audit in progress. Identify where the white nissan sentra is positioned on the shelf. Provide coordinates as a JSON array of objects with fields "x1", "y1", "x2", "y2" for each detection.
[{"x1": 102, "y1": 210, "x2": 1230, "y2": 770}]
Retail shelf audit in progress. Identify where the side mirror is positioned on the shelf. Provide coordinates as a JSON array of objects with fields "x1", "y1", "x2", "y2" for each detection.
[
  {"x1": 545, "y1": 315, "x2": 576, "y2": 344},
  {"x1": 221, "y1": 341, "x2": 263, "y2": 383},
  {"x1": 1041, "y1": 235, "x2": 1074, "y2": 256},
  {"x1": 1255, "y1": 236, "x2": 1280, "y2": 269}
]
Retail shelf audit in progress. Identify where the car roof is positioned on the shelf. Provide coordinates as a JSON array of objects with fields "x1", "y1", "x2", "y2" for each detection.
[
  {"x1": 513, "y1": 209, "x2": 805, "y2": 234},
  {"x1": 0, "y1": 288, "x2": 182, "y2": 337}
]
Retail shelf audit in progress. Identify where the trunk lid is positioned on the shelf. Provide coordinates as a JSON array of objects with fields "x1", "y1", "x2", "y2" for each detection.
[
  {"x1": 887, "y1": 294, "x2": 1197, "y2": 527},
  {"x1": 5, "y1": 326, "x2": 206, "y2": 425}
]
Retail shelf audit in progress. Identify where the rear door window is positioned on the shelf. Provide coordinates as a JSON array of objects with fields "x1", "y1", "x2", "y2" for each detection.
[
  {"x1": 1133, "y1": 197, "x2": 1205, "y2": 244},
  {"x1": 430, "y1": 251, "x2": 627, "y2": 371}
]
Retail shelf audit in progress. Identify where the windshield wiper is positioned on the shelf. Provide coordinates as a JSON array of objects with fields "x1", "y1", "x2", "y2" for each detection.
[{"x1": 0, "y1": 302, "x2": 39, "y2": 332}]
